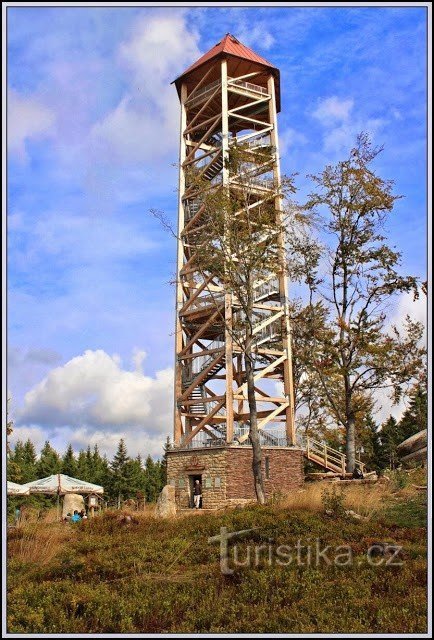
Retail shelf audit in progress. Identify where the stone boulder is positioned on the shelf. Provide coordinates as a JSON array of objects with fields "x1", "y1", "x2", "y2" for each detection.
[
  {"x1": 155, "y1": 485, "x2": 177, "y2": 518},
  {"x1": 62, "y1": 493, "x2": 85, "y2": 518}
]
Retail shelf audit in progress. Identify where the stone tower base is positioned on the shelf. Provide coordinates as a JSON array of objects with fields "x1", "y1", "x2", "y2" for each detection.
[{"x1": 166, "y1": 446, "x2": 304, "y2": 510}]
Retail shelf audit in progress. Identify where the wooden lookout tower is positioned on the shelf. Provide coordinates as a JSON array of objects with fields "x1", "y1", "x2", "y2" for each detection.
[{"x1": 166, "y1": 34, "x2": 305, "y2": 509}]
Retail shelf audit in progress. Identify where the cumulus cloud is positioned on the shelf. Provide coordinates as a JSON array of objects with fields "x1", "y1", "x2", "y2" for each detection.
[
  {"x1": 279, "y1": 127, "x2": 308, "y2": 156},
  {"x1": 8, "y1": 89, "x2": 55, "y2": 161},
  {"x1": 387, "y1": 288, "x2": 427, "y2": 341},
  {"x1": 312, "y1": 96, "x2": 354, "y2": 123},
  {"x1": 9, "y1": 425, "x2": 47, "y2": 452},
  {"x1": 236, "y1": 24, "x2": 275, "y2": 51},
  {"x1": 18, "y1": 349, "x2": 173, "y2": 437},
  {"x1": 90, "y1": 12, "x2": 200, "y2": 164},
  {"x1": 311, "y1": 95, "x2": 386, "y2": 154}
]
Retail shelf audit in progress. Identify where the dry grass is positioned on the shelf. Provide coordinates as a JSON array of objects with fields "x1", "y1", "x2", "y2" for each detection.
[
  {"x1": 279, "y1": 480, "x2": 392, "y2": 519},
  {"x1": 8, "y1": 521, "x2": 73, "y2": 566}
]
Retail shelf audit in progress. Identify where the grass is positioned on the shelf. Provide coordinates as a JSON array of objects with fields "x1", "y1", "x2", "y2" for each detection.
[{"x1": 7, "y1": 477, "x2": 428, "y2": 634}]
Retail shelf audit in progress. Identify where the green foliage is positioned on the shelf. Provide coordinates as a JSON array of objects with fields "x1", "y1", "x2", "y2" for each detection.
[
  {"x1": 380, "y1": 416, "x2": 402, "y2": 470},
  {"x1": 8, "y1": 439, "x2": 37, "y2": 483},
  {"x1": 7, "y1": 499, "x2": 427, "y2": 634},
  {"x1": 36, "y1": 441, "x2": 61, "y2": 477},
  {"x1": 382, "y1": 492, "x2": 427, "y2": 528},
  {"x1": 289, "y1": 133, "x2": 426, "y2": 470},
  {"x1": 398, "y1": 381, "x2": 427, "y2": 441},
  {"x1": 7, "y1": 438, "x2": 165, "y2": 505},
  {"x1": 321, "y1": 485, "x2": 347, "y2": 518},
  {"x1": 61, "y1": 444, "x2": 77, "y2": 477}
]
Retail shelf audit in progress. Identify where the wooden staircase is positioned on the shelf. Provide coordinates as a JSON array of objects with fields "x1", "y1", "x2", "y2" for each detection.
[{"x1": 304, "y1": 437, "x2": 366, "y2": 475}]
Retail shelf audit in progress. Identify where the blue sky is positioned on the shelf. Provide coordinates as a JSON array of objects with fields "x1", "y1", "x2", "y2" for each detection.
[{"x1": 7, "y1": 5, "x2": 428, "y2": 459}]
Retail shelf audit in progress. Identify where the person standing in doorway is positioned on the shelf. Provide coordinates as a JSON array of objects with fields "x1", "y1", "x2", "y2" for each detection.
[{"x1": 193, "y1": 479, "x2": 202, "y2": 509}]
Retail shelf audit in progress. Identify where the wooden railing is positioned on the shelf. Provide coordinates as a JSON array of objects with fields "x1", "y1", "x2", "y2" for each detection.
[{"x1": 304, "y1": 437, "x2": 366, "y2": 475}]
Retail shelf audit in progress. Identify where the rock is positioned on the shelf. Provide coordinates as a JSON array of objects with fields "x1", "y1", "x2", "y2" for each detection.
[
  {"x1": 155, "y1": 485, "x2": 177, "y2": 518},
  {"x1": 62, "y1": 493, "x2": 85, "y2": 519},
  {"x1": 345, "y1": 509, "x2": 366, "y2": 521}
]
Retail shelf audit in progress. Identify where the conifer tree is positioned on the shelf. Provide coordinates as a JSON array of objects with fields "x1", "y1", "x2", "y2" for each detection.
[
  {"x1": 37, "y1": 441, "x2": 61, "y2": 477},
  {"x1": 61, "y1": 444, "x2": 77, "y2": 477},
  {"x1": 109, "y1": 439, "x2": 130, "y2": 507}
]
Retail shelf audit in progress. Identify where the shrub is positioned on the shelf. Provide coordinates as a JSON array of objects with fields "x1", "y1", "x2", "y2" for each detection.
[{"x1": 321, "y1": 485, "x2": 347, "y2": 518}]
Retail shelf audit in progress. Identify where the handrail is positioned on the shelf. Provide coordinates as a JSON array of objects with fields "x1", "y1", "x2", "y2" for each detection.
[
  {"x1": 305, "y1": 436, "x2": 366, "y2": 474},
  {"x1": 228, "y1": 77, "x2": 268, "y2": 96},
  {"x1": 182, "y1": 339, "x2": 225, "y2": 385},
  {"x1": 186, "y1": 79, "x2": 221, "y2": 107}
]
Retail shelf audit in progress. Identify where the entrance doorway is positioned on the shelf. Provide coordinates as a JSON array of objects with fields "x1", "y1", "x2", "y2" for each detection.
[{"x1": 189, "y1": 474, "x2": 202, "y2": 508}]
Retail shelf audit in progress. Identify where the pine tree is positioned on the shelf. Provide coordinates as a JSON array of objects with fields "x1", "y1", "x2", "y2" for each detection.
[
  {"x1": 144, "y1": 455, "x2": 165, "y2": 502},
  {"x1": 124, "y1": 455, "x2": 146, "y2": 499},
  {"x1": 357, "y1": 413, "x2": 386, "y2": 472},
  {"x1": 91, "y1": 445, "x2": 110, "y2": 488},
  {"x1": 398, "y1": 381, "x2": 427, "y2": 441},
  {"x1": 380, "y1": 416, "x2": 401, "y2": 470},
  {"x1": 10, "y1": 439, "x2": 38, "y2": 483},
  {"x1": 109, "y1": 439, "x2": 130, "y2": 507},
  {"x1": 37, "y1": 441, "x2": 61, "y2": 477},
  {"x1": 7, "y1": 440, "x2": 24, "y2": 483},
  {"x1": 76, "y1": 450, "x2": 89, "y2": 480},
  {"x1": 61, "y1": 444, "x2": 77, "y2": 477}
]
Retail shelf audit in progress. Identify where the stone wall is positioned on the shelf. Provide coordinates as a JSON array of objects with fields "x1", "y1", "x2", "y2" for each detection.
[
  {"x1": 226, "y1": 447, "x2": 304, "y2": 500},
  {"x1": 166, "y1": 446, "x2": 304, "y2": 510},
  {"x1": 166, "y1": 447, "x2": 227, "y2": 510}
]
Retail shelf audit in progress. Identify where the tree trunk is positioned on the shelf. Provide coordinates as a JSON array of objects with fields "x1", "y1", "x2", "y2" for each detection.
[
  {"x1": 245, "y1": 329, "x2": 266, "y2": 505},
  {"x1": 346, "y1": 413, "x2": 356, "y2": 473}
]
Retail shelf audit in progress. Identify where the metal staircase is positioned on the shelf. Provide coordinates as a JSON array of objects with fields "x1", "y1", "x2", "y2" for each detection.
[
  {"x1": 203, "y1": 153, "x2": 224, "y2": 181},
  {"x1": 182, "y1": 341, "x2": 226, "y2": 390}
]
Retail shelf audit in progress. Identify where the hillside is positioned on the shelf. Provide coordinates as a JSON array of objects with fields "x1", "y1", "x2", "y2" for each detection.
[{"x1": 7, "y1": 475, "x2": 427, "y2": 634}]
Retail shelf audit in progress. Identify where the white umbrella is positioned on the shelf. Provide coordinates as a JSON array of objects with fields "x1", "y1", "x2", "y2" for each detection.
[
  {"x1": 24, "y1": 474, "x2": 104, "y2": 520},
  {"x1": 24, "y1": 474, "x2": 104, "y2": 495},
  {"x1": 7, "y1": 481, "x2": 30, "y2": 496}
]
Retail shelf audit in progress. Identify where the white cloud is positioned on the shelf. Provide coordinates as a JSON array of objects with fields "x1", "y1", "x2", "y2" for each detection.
[
  {"x1": 18, "y1": 349, "x2": 173, "y2": 437},
  {"x1": 311, "y1": 96, "x2": 386, "y2": 155},
  {"x1": 279, "y1": 127, "x2": 308, "y2": 156},
  {"x1": 8, "y1": 89, "x2": 55, "y2": 161},
  {"x1": 387, "y1": 288, "x2": 427, "y2": 341},
  {"x1": 9, "y1": 425, "x2": 46, "y2": 452},
  {"x1": 312, "y1": 96, "x2": 354, "y2": 123},
  {"x1": 236, "y1": 24, "x2": 275, "y2": 51},
  {"x1": 90, "y1": 12, "x2": 200, "y2": 164}
]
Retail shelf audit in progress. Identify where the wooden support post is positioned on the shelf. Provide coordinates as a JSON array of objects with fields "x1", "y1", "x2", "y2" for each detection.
[
  {"x1": 268, "y1": 74, "x2": 296, "y2": 446},
  {"x1": 174, "y1": 82, "x2": 187, "y2": 446},
  {"x1": 221, "y1": 58, "x2": 234, "y2": 444}
]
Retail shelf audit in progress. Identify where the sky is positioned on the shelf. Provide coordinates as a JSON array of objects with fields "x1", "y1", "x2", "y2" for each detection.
[{"x1": 6, "y1": 5, "x2": 428, "y2": 461}]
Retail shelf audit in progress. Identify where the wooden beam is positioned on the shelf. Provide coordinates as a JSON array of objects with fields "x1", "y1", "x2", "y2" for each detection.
[
  {"x1": 268, "y1": 74, "x2": 296, "y2": 446},
  {"x1": 180, "y1": 351, "x2": 225, "y2": 401},
  {"x1": 235, "y1": 353, "x2": 286, "y2": 394},
  {"x1": 173, "y1": 82, "x2": 187, "y2": 445},
  {"x1": 237, "y1": 403, "x2": 288, "y2": 443},
  {"x1": 179, "y1": 309, "x2": 221, "y2": 357},
  {"x1": 182, "y1": 399, "x2": 226, "y2": 445},
  {"x1": 179, "y1": 274, "x2": 214, "y2": 315},
  {"x1": 184, "y1": 65, "x2": 215, "y2": 103}
]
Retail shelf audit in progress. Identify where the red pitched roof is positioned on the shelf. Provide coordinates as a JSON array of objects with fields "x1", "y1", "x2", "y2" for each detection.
[{"x1": 176, "y1": 33, "x2": 277, "y2": 80}]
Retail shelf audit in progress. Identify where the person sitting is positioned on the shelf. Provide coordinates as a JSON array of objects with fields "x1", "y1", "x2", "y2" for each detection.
[
  {"x1": 70, "y1": 510, "x2": 82, "y2": 523},
  {"x1": 352, "y1": 465, "x2": 364, "y2": 480},
  {"x1": 63, "y1": 512, "x2": 72, "y2": 522},
  {"x1": 79, "y1": 509, "x2": 88, "y2": 520}
]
